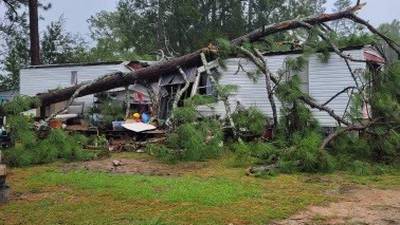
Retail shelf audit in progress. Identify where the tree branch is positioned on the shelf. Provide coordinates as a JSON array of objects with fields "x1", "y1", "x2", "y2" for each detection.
[
  {"x1": 172, "y1": 67, "x2": 191, "y2": 110},
  {"x1": 254, "y1": 48, "x2": 278, "y2": 129},
  {"x1": 2, "y1": 0, "x2": 18, "y2": 16},
  {"x1": 300, "y1": 95, "x2": 351, "y2": 126},
  {"x1": 322, "y1": 86, "x2": 357, "y2": 106},
  {"x1": 320, "y1": 118, "x2": 378, "y2": 150},
  {"x1": 346, "y1": 13, "x2": 400, "y2": 56}
]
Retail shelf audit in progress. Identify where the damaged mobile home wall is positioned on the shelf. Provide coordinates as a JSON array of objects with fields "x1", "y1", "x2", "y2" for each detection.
[
  {"x1": 197, "y1": 48, "x2": 365, "y2": 127},
  {"x1": 19, "y1": 62, "x2": 137, "y2": 116}
]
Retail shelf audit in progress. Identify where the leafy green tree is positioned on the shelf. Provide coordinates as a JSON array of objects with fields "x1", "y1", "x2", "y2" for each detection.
[
  {"x1": 88, "y1": 0, "x2": 327, "y2": 58},
  {"x1": 377, "y1": 20, "x2": 400, "y2": 63},
  {"x1": 0, "y1": 6, "x2": 30, "y2": 90},
  {"x1": 41, "y1": 17, "x2": 88, "y2": 64}
]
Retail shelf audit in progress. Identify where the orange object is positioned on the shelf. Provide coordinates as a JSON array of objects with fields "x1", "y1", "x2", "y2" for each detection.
[{"x1": 49, "y1": 119, "x2": 62, "y2": 129}]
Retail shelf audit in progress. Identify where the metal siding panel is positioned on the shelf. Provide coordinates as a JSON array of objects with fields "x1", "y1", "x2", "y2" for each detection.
[
  {"x1": 309, "y1": 49, "x2": 365, "y2": 126},
  {"x1": 199, "y1": 49, "x2": 365, "y2": 127},
  {"x1": 20, "y1": 64, "x2": 127, "y2": 109}
]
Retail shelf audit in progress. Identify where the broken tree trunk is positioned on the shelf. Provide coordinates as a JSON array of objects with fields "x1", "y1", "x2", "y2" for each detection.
[
  {"x1": 172, "y1": 68, "x2": 191, "y2": 110},
  {"x1": 33, "y1": 5, "x2": 364, "y2": 109},
  {"x1": 255, "y1": 49, "x2": 278, "y2": 130}
]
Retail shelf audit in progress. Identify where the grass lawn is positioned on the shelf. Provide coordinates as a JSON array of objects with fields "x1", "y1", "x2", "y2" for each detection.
[{"x1": 1, "y1": 153, "x2": 400, "y2": 225}]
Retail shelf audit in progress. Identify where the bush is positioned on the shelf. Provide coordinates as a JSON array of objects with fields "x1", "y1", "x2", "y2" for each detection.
[
  {"x1": 242, "y1": 132, "x2": 334, "y2": 174},
  {"x1": 4, "y1": 145, "x2": 35, "y2": 167},
  {"x1": 231, "y1": 141, "x2": 279, "y2": 167},
  {"x1": 146, "y1": 144, "x2": 181, "y2": 163},
  {"x1": 171, "y1": 106, "x2": 198, "y2": 125},
  {"x1": 150, "y1": 119, "x2": 223, "y2": 163},
  {"x1": 281, "y1": 131, "x2": 334, "y2": 173},
  {"x1": 350, "y1": 160, "x2": 371, "y2": 176},
  {"x1": 4, "y1": 116, "x2": 94, "y2": 167},
  {"x1": 232, "y1": 107, "x2": 268, "y2": 136},
  {"x1": 231, "y1": 142, "x2": 253, "y2": 167}
]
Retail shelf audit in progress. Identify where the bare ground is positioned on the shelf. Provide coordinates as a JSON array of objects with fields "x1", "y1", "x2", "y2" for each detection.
[
  {"x1": 64, "y1": 157, "x2": 208, "y2": 176},
  {"x1": 272, "y1": 188, "x2": 400, "y2": 225}
]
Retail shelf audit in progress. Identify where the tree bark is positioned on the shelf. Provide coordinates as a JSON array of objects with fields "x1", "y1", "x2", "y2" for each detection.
[
  {"x1": 255, "y1": 49, "x2": 278, "y2": 129},
  {"x1": 172, "y1": 68, "x2": 191, "y2": 110},
  {"x1": 37, "y1": 50, "x2": 208, "y2": 106},
  {"x1": 29, "y1": 0, "x2": 40, "y2": 65}
]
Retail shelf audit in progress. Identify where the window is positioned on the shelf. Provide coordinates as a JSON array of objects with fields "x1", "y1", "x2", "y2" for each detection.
[
  {"x1": 198, "y1": 74, "x2": 216, "y2": 96},
  {"x1": 71, "y1": 71, "x2": 78, "y2": 85}
]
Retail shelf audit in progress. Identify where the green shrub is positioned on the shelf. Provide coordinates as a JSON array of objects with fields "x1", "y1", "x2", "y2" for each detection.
[
  {"x1": 8, "y1": 115, "x2": 36, "y2": 145},
  {"x1": 281, "y1": 132, "x2": 334, "y2": 173},
  {"x1": 146, "y1": 144, "x2": 180, "y2": 163},
  {"x1": 231, "y1": 142, "x2": 253, "y2": 167},
  {"x1": 4, "y1": 118, "x2": 94, "y2": 167},
  {"x1": 232, "y1": 107, "x2": 267, "y2": 136},
  {"x1": 151, "y1": 119, "x2": 223, "y2": 163},
  {"x1": 171, "y1": 106, "x2": 198, "y2": 125},
  {"x1": 350, "y1": 160, "x2": 371, "y2": 176},
  {"x1": 244, "y1": 131, "x2": 334, "y2": 174},
  {"x1": 2, "y1": 96, "x2": 38, "y2": 115},
  {"x1": 3, "y1": 145, "x2": 35, "y2": 167}
]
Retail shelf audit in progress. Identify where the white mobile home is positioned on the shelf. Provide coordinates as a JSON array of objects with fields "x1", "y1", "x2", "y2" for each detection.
[
  {"x1": 196, "y1": 46, "x2": 382, "y2": 127},
  {"x1": 19, "y1": 61, "x2": 146, "y2": 116},
  {"x1": 19, "y1": 46, "x2": 382, "y2": 127}
]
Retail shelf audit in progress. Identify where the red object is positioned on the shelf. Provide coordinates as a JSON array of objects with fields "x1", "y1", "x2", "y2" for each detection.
[
  {"x1": 363, "y1": 48, "x2": 385, "y2": 64},
  {"x1": 133, "y1": 92, "x2": 145, "y2": 103},
  {"x1": 263, "y1": 128, "x2": 274, "y2": 140}
]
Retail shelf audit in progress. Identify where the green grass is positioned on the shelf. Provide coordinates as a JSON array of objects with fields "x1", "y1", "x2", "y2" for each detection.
[
  {"x1": 1, "y1": 153, "x2": 400, "y2": 225},
  {"x1": 29, "y1": 170, "x2": 261, "y2": 206}
]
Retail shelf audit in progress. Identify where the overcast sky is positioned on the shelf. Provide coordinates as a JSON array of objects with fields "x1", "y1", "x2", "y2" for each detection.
[{"x1": 5, "y1": 0, "x2": 400, "y2": 43}]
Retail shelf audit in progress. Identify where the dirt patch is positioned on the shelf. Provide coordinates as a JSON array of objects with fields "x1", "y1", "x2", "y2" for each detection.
[
  {"x1": 64, "y1": 158, "x2": 208, "y2": 176},
  {"x1": 272, "y1": 188, "x2": 400, "y2": 225}
]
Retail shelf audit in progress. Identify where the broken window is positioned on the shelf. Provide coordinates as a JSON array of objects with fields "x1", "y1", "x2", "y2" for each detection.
[{"x1": 197, "y1": 72, "x2": 217, "y2": 97}]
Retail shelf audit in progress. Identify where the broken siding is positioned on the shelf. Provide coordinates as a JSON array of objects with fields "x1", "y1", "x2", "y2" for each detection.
[
  {"x1": 20, "y1": 64, "x2": 131, "y2": 109},
  {"x1": 198, "y1": 49, "x2": 365, "y2": 127}
]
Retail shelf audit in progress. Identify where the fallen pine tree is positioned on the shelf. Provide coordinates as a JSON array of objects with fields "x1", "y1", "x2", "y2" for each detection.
[{"x1": 34, "y1": 3, "x2": 368, "y2": 109}]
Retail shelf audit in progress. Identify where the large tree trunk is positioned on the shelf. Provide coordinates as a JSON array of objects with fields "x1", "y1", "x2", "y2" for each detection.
[
  {"x1": 34, "y1": 5, "x2": 363, "y2": 109},
  {"x1": 29, "y1": 0, "x2": 40, "y2": 65},
  {"x1": 37, "y1": 50, "x2": 207, "y2": 106}
]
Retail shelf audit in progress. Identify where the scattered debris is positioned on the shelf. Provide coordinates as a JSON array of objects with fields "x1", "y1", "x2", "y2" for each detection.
[
  {"x1": 0, "y1": 164, "x2": 9, "y2": 204},
  {"x1": 112, "y1": 160, "x2": 123, "y2": 167},
  {"x1": 246, "y1": 164, "x2": 278, "y2": 176}
]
